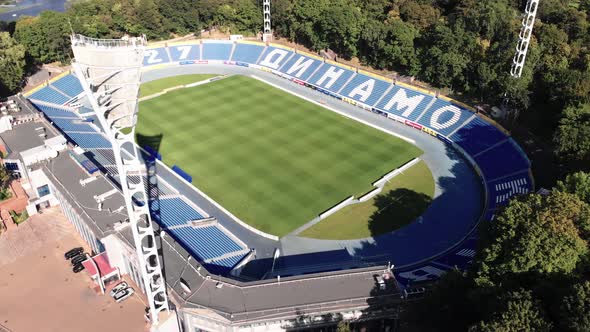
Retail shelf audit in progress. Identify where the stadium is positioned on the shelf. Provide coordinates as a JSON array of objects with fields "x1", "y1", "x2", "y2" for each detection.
[{"x1": 0, "y1": 35, "x2": 532, "y2": 331}]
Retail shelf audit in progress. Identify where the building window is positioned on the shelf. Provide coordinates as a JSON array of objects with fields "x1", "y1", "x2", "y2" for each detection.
[{"x1": 37, "y1": 184, "x2": 50, "y2": 197}]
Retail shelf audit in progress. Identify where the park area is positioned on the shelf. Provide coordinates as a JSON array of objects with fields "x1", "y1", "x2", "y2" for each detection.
[{"x1": 136, "y1": 75, "x2": 425, "y2": 237}]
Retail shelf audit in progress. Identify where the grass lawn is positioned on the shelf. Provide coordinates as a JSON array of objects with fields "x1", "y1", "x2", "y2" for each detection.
[
  {"x1": 299, "y1": 160, "x2": 434, "y2": 239},
  {"x1": 137, "y1": 75, "x2": 423, "y2": 237},
  {"x1": 139, "y1": 74, "x2": 217, "y2": 98}
]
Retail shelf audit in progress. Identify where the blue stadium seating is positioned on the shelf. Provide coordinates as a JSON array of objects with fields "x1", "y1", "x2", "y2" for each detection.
[
  {"x1": 51, "y1": 118, "x2": 95, "y2": 133},
  {"x1": 450, "y1": 116, "x2": 508, "y2": 156},
  {"x1": 278, "y1": 54, "x2": 323, "y2": 81},
  {"x1": 339, "y1": 73, "x2": 391, "y2": 106},
  {"x1": 374, "y1": 86, "x2": 434, "y2": 121},
  {"x1": 231, "y1": 43, "x2": 264, "y2": 63},
  {"x1": 150, "y1": 197, "x2": 203, "y2": 227},
  {"x1": 474, "y1": 139, "x2": 531, "y2": 181},
  {"x1": 257, "y1": 46, "x2": 294, "y2": 70},
  {"x1": 308, "y1": 64, "x2": 355, "y2": 93},
  {"x1": 487, "y1": 170, "x2": 533, "y2": 210},
  {"x1": 33, "y1": 103, "x2": 78, "y2": 118},
  {"x1": 51, "y1": 74, "x2": 84, "y2": 97},
  {"x1": 66, "y1": 133, "x2": 112, "y2": 149},
  {"x1": 143, "y1": 47, "x2": 171, "y2": 66},
  {"x1": 202, "y1": 42, "x2": 233, "y2": 61},
  {"x1": 204, "y1": 252, "x2": 248, "y2": 275},
  {"x1": 30, "y1": 86, "x2": 69, "y2": 105},
  {"x1": 168, "y1": 226, "x2": 243, "y2": 261},
  {"x1": 416, "y1": 99, "x2": 473, "y2": 136},
  {"x1": 168, "y1": 44, "x2": 200, "y2": 62}
]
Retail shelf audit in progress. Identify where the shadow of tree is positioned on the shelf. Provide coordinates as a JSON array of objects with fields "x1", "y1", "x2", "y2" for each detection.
[{"x1": 368, "y1": 188, "x2": 433, "y2": 237}]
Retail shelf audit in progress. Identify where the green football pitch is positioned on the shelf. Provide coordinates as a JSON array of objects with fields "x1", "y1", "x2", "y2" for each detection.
[{"x1": 137, "y1": 75, "x2": 423, "y2": 237}]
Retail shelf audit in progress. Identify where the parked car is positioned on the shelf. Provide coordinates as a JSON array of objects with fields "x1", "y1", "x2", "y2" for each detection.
[
  {"x1": 71, "y1": 254, "x2": 87, "y2": 266},
  {"x1": 114, "y1": 287, "x2": 135, "y2": 303},
  {"x1": 64, "y1": 247, "x2": 84, "y2": 259},
  {"x1": 109, "y1": 282, "x2": 129, "y2": 297},
  {"x1": 72, "y1": 264, "x2": 85, "y2": 273}
]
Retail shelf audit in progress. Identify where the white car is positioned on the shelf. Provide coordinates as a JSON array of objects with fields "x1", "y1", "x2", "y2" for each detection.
[
  {"x1": 109, "y1": 282, "x2": 128, "y2": 297},
  {"x1": 114, "y1": 287, "x2": 135, "y2": 303}
]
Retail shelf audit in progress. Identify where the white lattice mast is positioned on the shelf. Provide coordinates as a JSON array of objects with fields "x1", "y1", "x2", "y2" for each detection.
[
  {"x1": 70, "y1": 34, "x2": 170, "y2": 325},
  {"x1": 510, "y1": 0, "x2": 539, "y2": 78},
  {"x1": 262, "y1": 0, "x2": 272, "y2": 42}
]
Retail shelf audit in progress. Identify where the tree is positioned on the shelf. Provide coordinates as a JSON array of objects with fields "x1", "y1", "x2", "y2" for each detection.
[
  {"x1": 475, "y1": 192, "x2": 589, "y2": 285},
  {"x1": 468, "y1": 289, "x2": 552, "y2": 332},
  {"x1": 419, "y1": 22, "x2": 479, "y2": 90},
  {"x1": 557, "y1": 171, "x2": 590, "y2": 205},
  {"x1": 14, "y1": 11, "x2": 71, "y2": 64},
  {"x1": 0, "y1": 162, "x2": 10, "y2": 190},
  {"x1": 560, "y1": 281, "x2": 590, "y2": 331},
  {"x1": 336, "y1": 320, "x2": 351, "y2": 332},
  {"x1": 358, "y1": 18, "x2": 420, "y2": 74},
  {"x1": 554, "y1": 103, "x2": 590, "y2": 162},
  {"x1": 0, "y1": 32, "x2": 26, "y2": 95}
]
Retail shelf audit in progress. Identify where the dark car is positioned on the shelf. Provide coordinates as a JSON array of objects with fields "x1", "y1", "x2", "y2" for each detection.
[
  {"x1": 64, "y1": 247, "x2": 84, "y2": 259},
  {"x1": 71, "y1": 254, "x2": 87, "y2": 266},
  {"x1": 72, "y1": 264, "x2": 85, "y2": 273}
]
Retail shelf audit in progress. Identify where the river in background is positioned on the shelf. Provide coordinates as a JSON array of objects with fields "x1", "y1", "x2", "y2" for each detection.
[{"x1": 0, "y1": 0, "x2": 68, "y2": 22}]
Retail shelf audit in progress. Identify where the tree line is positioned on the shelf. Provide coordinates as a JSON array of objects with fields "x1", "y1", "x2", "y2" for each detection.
[
  {"x1": 0, "y1": 0, "x2": 588, "y2": 177},
  {"x1": 402, "y1": 171, "x2": 590, "y2": 331}
]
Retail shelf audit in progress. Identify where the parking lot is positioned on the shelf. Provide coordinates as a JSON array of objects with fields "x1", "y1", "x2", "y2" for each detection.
[{"x1": 0, "y1": 207, "x2": 148, "y2": 332}]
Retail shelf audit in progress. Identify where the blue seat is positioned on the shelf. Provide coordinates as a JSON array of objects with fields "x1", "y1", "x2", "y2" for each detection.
[
  {"x1": 257, "y1": 46, "x2": 294, "y2": 70},
  {"x1": 231, "y1": 43, "x2": 264, "y2": 63},
  {"x1": 67, "y1": 133, "x2": 112, "y2": 149},
  {"x1": 308, "y1": 64, "x2": 355, "y2": 93},
  {"x1": 416, "y1": 99, "x2": 473, "y2": 136},
  {"x1": 202, "y1": 42, "x2": 232, "y2": 61},
  {"x1": 51, "y1": 74, "x2": 83, "y2": 97},
  {"x1": 168, "y1": 226, "x2": 243, "y2": 261},
  {"x1": 204, "y1": 252, "x2": 248, "y2": 275},
  {"x1": 339, "y1": 73, "x2": 391, "y2": 106},
  {"x1": 278, "y1": 53, "x2": 323, "y2": 81},
  {"x1": 29, "y1": 87, "x2": 69, "y2": 105},
  {"x1": 168, "y1": 44, "x2": 200, "y2": 62},
  {"x1": 375, "y1": 86, "x2": 434, "y2": 121},
  {"x1": 51, "y1": 118, "x2": 95, "y2": 133},
  {"x1": 150, "y1": 197, "x2": 203, "y2": 227},
  {"x1": 487, "y1": 171, "x2": 533, "y2": 209},
  {"x1": 33, "y1": 103, "x2": 78, "y2": 118},
  {"x1": 143, "y1": 47, "x2": 171, "y2": 66},
  {"x1": 474, "y1": 139, "x2": 531, "y2": 181},
  {"x1": 450, "y1": 116, "x2": 508, "y2": 156}
]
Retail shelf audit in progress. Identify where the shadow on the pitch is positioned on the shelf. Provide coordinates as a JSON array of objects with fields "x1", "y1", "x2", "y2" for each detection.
[{"x1": 368, "y1": 188, "x2": 432, "y2": 237}]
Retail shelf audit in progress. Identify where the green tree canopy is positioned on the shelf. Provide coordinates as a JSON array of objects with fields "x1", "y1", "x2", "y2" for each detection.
[
  {"x1": 554, "y1": 103, "x2": 590, "y2": 162},
  {"x1": 475, "y1": 191, "x2": 590, "y2": 285},
  {"x1": 468, "y1": 289, "x2": 552, "y2": 332},
  {"x1": 560, "y1": 281, "x2": 590, "y2": 331},
  {"x1": 557, "y1": 171, "x2": 590, "y2": 205},
  {"x1": 0, "y1": 31, "x2": 26, "y2": 94}
]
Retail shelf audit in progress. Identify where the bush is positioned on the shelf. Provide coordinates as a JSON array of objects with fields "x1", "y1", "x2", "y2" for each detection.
[{"x1": 10, "y1": 210, "x2": 28, "y2": 224}]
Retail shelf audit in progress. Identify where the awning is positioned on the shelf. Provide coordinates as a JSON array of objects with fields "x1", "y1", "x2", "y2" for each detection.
[{"x1": 82, "y1": 252, "x2": 117, "y2": 277}]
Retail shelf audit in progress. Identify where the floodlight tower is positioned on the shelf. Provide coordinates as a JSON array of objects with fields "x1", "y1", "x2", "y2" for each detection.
[
  {"x1": 510, "y1": 0, "x2": 539, "y2": 78},
  {"x1": 70, "y1": 34, "x2": 170, "y2": 325},
  {"x1": 262, "y1": 0, "x2": 272, "y2": 42}
]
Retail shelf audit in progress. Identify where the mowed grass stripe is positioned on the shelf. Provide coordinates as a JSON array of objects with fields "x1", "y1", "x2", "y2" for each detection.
[
  {"x1": 137, "y1": 75, "x2": 422, "y2": 236},
  {"x1": 139, "y1": 74, "x2": 217, "y2": 97}
]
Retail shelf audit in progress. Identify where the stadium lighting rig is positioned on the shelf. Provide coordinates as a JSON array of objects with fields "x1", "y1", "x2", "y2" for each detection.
[
  {"x1": 262, "y1": 0, "x2": 272, "y2": 41},
  {"x1": 510, "y1": 0, "x2": 539, "y2": 78},
  {"x1": 70, "y1": 34, "x2": 170, "y2": 325}
]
